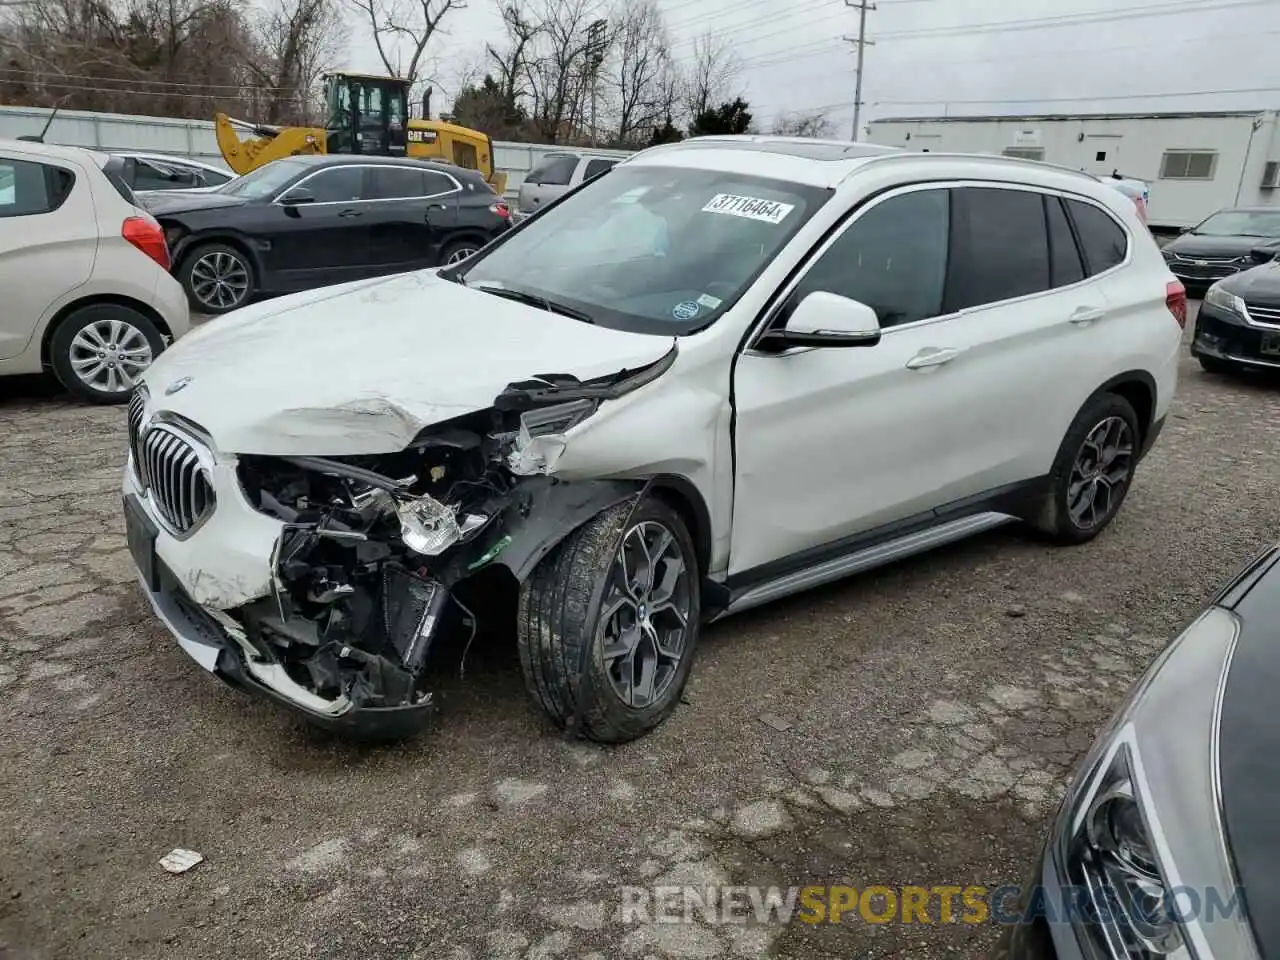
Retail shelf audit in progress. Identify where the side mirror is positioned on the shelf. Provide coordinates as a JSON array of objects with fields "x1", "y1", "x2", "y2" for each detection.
[
  {"x1": 1250, "y1": 245, "x2": 1280, "y2": 265},
  {"x1": 759, "y1": 291, "x2": 882, "y2": 350},
  {"x1": 281, "y1": 188, "x2": 315, "y2": 205}
]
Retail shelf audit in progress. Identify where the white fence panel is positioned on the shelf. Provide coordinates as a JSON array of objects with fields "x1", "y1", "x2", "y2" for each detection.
[{"x1": 0, "y1": 104, "x2": 636, "y2": 194}]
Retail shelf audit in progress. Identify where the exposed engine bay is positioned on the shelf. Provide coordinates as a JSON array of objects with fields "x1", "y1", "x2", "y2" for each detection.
[{"x1": 218, "y1": 348, "x2": 676, "y2": 722}]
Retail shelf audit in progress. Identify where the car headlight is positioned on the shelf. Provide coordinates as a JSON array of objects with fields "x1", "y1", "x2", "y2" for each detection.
[
  {"x1": 1204, "y1": 284, "x2": 1246, "y2": 316},
  {"x1": 1048, "y1": 607, "x2": 1260, "y2": 959}
]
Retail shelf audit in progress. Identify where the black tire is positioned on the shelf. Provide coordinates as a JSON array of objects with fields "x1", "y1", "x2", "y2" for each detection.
[
  {"x1": 1032, "y1": 392, "x2": 1142, "y2": 546},
  {"x1": 48, "y1": 303, "x2": 165, "y2": 404},
  {"x1": 440, "y1": 239, "x2": 482, "y2": 266},
  {"x1": 1198, "y1": 354, "x2": 1241, "y2": 376},
  {"x1": 178, "y1": 242, "x2": 255, "y2": 315},
  {"x1": 517, "y1": 496, "x2": 702, "y2": 744}
]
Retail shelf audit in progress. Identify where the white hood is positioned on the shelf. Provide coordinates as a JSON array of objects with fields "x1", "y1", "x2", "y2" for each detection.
[{"x1": 142, "y1": 271, "x2": 675, "y2": 455}]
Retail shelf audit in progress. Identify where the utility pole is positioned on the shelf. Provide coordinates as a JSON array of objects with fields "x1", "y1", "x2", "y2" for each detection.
[
  {"x1": 586, "y1": 18, "x2": 608, "y2": 147},
  {"x1": 843, "y1": 0, "x2": 875, "y2": 142}
]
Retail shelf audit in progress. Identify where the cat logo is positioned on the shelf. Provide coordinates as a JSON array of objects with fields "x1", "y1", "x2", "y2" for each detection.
[{"x1": 407, "y1": 129, "x2": 438, "y2": 144}]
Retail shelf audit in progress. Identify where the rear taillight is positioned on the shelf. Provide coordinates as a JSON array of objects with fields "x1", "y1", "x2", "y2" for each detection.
[
  {"x1": 122, "y1": 215, "x2": 169, "y2": 270},
  {"x1": 1133, "y1": 195, "x2": 1148, "y2": 224},
  {"x1": 1166, "y1": 279, "x2": 1187, "y2": 329},
  {"x1": 489, "y1": 200, "x2": 511, "y2": 220}
]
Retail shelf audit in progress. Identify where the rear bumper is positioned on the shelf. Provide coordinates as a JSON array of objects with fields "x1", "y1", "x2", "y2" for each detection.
[{"x1": 1191, "y1": 301, "x2": 1280, "y2": 368}]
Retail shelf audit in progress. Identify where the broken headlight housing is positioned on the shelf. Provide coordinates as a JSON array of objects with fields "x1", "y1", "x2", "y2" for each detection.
[
  {"x1": 507, "y1": 398, "x2": 597, "y2": 475},
  {"x1": 1047, "y1": 607, "x2": 1257, "y2": 960}
]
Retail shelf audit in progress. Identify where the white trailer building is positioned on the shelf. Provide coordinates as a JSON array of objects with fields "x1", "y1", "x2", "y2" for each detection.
[{"x1": 867, "y1": 110, "x2": 1280, "y2": 231}]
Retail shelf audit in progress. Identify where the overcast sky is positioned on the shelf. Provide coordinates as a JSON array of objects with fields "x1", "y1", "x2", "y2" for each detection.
[{"x1": 345, "y1": 0, "x2": 1280, "y2": 133}]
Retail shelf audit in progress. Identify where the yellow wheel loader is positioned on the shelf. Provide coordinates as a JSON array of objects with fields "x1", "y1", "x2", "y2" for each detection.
[{"x1": 214, "y1": 72, "x2": 508, "y2": 195}]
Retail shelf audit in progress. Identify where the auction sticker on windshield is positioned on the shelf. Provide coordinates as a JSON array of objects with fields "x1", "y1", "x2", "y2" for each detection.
[{"x1": 702, "y1": 193, "x2": 795, "y2": 224}]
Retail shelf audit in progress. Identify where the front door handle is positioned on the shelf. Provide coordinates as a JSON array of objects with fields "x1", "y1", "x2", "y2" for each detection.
[
  {"x1": 906, "y1": 346, "x2": 963, "y2": 369},
  {"x1": 1069, "y1": 306, "x2": 1106, "y2": 325},
  {"x1": 338, "y1": 208, "x2": 363, "y2": 218}
]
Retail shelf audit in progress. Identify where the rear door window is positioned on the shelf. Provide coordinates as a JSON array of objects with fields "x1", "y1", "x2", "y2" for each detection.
[
  {"x1": 1045, "y1": 195, "x2": 1086, "y2": 287},
  {"x1": 369, "y1": 166, "x2": 427, "y2": 199},
  {"x1": 583, "y1": 158, "x2": 617, "y2": 181},
  {"x1": 527, "y1": 155, "x2": 577, "y2": 185},
  {"x1": 945, "y1": 187, "x2": 1051, "y2": 311},
  {"x1": 1066, "y1": 199, "x2": 1128, "y2": 275},
  {"x1": 0, "y1": 157, "x2": 75, "y2": 217}
]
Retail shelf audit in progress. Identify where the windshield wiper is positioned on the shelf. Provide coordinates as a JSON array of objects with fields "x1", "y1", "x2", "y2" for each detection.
[{"x1": 472, "y1": 283, "x2": 595, "y2": 324}]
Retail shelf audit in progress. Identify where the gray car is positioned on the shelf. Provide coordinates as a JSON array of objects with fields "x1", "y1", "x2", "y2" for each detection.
[{"x1": 516, "y1": 152, "x2": 622, "y2": 215}]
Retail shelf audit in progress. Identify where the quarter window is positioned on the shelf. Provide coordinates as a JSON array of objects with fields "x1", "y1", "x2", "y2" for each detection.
[
  {"x1": 1065, "y1": 199, "x2": 1127, "y2": 275},
  {"x1": 421, "y1": 170, "x2": 458, "y2": 196},
  {"x1": 1160, "y1": 150, "x2": 1216, "y2": 180},
  {"x1": 945, "y1": 187, "x2": 1050, "y2": 311},
  {"x1": 297, "y1": 167, "x2": 365, "y2": 203},
  {"x1": 1045, "y1": 195, "x2": 1086, "y2": 288},
  {"x1": 0, "y1": 158, "x2": 74, "y2": 217},
  {"x1": 584, "y1": 158, "x2": 617, "y2": 180},
  {"x1": 793, "y1": 188, "x2": 949, "y2": 329}
]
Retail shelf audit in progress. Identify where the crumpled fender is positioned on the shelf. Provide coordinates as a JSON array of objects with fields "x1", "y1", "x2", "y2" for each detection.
[{"x1": 491, "y1": 477, "x2": 647, "y2": 582}]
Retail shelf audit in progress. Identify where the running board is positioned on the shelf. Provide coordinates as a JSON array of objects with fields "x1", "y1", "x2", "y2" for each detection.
[{"x1": 718, "y1": 511, "x2": 1019, "y2": 619}]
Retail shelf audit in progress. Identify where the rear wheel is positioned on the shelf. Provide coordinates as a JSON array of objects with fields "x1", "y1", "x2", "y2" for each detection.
[
  {"x1": 441, "y1": 239, "x2": 482, "y2": 265},
  {"x1": 1032, "y1": 393, "x2": 1141, "y2": 545},
  {"x1": 49, "y1": 303, "x2": 164, "y2": 404},
  {"x1": 517, "y1": 496, "x2": 701, "y2": 744},
  {"x1": 179, "y1": 242, "x2": 254, "y2": 314},
  {"x1": 1198, "y1": 355, "x2": 1242, "y2": 376}
]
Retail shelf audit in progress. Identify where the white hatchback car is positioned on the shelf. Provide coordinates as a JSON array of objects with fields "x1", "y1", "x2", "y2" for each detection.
[
  {"x1": 0, "y1": 139, "x2": 190, "y2": 402},
  {"x1": 123, "y1": 136, "x2": 1183, "y2": 741}
]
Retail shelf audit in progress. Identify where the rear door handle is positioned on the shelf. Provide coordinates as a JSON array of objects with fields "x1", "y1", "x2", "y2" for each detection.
[
  {"x1": 338, "y1": 208, "x2": 363, "y2": 218},
  {"x1": 906, "y1": 346, "x2": 963, "y2": 369},
  {"x1": 1069, "y1": 306, "x2": 1106, "y2": 325}
]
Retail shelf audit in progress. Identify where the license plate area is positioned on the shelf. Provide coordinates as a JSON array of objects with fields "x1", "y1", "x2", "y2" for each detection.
[
  {"x1": 124, "y1": 494, "x2": 160, "y2": 592},
  {"x1": 1261, "y1": 332, "x2": 1280, "y2": 357}
]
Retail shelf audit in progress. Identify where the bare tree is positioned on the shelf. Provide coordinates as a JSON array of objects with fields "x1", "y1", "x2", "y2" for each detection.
[
  {"x1": 771, "y1": 108, "x2": 835, "y2": 139},
  {"x1": 344, "y1": 0, "x2": 463, "y2": 84},
  {"x1": 605, "y1": 0, "x2": 670, "y2": 145},
  {"x1": 242, "y1": 0, "x2": 343, "y2": 123},
  {"x1": 518, "y1": 0, "x2": 608, "y2": 143},
  {"x1": 486, "y1": 0, "x2": 536, "y2": 107},
  {"x1": 680, "y1": 28, "x2": 739, "y2": 126}
]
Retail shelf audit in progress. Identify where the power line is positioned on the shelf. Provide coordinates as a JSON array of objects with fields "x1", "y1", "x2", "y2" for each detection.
[
  {"x1": 0, "y1": 66, "x2": 302, "y2": 93},
  {"x1": 796, "y1": 83, "x2": 1280, "y2": 114}
]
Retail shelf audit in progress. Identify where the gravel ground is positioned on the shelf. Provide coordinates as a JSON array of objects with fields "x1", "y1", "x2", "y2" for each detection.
[{"x1": 2, "y1": 306, "x2": 1278, "y2": 960}]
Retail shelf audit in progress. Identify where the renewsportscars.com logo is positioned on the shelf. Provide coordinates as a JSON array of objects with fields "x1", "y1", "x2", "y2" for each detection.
[{"x1": 618, "y1": 884, "x2": 1248, "y2": 927}]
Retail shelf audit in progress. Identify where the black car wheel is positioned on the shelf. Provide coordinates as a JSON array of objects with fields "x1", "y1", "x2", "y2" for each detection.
[
  {"x1": 441, "y1": 240, "x2": 481, "y2": 265},
  {"x1": 1033, "y1": 393, "x2": 1141, "y2": 545},
  {"x1": 49, "y1": 303, "x2": 165, "y2": 404},
  {"x1": 179, "y1": 242, "x2": 255, "y2": 314},
  {"x1": 517, "y1": 497, "x2": 701, "y2": 744},
  {"x1": 1198, "y1": 355, "x2": 1243, "y2": 376}
]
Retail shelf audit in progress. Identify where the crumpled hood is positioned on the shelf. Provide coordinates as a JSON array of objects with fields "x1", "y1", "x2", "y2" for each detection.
[
  {"x1": 141, "y1": 271, "x2": 675, "y2": 456},
  {"x1": 139, "y1": 191, "x2": 250, "y2": 216}
]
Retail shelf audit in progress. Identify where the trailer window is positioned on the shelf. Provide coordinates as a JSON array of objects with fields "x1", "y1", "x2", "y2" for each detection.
[{"x1": 1160, "y1": 151, "x2": 1217, "y2": 180}]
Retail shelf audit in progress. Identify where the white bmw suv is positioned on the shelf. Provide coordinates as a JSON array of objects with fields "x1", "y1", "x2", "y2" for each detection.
[{"x1": 123, "y1": 136, "x2": 1184, "y2": 742}]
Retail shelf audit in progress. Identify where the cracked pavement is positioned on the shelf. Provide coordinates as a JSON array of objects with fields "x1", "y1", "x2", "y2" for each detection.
[{"x1": 3, "y1": 308, "x2": 1280, "y2": 959}]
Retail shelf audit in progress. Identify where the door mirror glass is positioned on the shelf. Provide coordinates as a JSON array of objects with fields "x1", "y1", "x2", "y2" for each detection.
[
  {"x1": 763, "y1": 291, "x2": 882, "y2": 349},
  {"x1": 281, "y1": 188, "x2": 315, "y2": 205}
]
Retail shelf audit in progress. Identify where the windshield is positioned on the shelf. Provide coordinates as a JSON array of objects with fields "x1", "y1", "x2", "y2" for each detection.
[
  {"x1": 1193, "y1": 210, "x2": 1280, "y2": 238},
  {"x1": 217, "y1": 159, "x2": 310, "y2": 199},
  {"x1": 454, "y1": 164, "x2": 830, "y2": 334}
]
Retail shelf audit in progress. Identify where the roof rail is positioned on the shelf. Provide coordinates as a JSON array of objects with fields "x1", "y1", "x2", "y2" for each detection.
[{"x1": 853, "y1": 149, "x2": 1104, "y2": 184}]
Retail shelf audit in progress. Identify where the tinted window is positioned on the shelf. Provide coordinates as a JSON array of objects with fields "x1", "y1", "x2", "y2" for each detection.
[
  {"x1": 946, "y1": 187, "x2": 1050, "y2": 311},
  {"x1": 132, "y1": 158, "x2": 202, "y2": 191},
  {"x1": 528, "y1": 155, "x2": 577, "y2": 185},
  {"x1": 1067, "y1": 200, "x2": 1127, "y2": 274},
  {"x1": 1045, "y1": 195, "x2": 1085, "y2": 287},
  {"x1": 370, "y1": 166, "x2": 426, "y2": 199},
  {"x1": 584, "y1": 158, "x2": 617, "y2": 180},
  {"x1": 0, "y1": 158, "x2": 74, "y2": 217},
  {"x1": 202, "y1": 169, "x2": 232, "y2": 186},
  {"x1": 298, "y1": 167, "x2": 365, "y2": 203},
  {"x1": 421, "y1": 171, "x2": 457, "y2": 196},
  {"x1": 794, "y1": 188, "x2": 949, "y2": 328}
]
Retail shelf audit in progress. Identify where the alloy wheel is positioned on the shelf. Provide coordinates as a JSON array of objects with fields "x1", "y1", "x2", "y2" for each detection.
[
  {"x1": 190, "y1": 251, "x2": 250, "y2": 310},
  {"x1": 598, "y1": 520, "x2": 693, "y2": 709},
  {"x1": 446, "y1": 246, "x2": 478, "y2": 264},
  {"x1": 1067, "y1": 416, "x2": 1134, "y2": 529},
  {"x1": 68, "y1": 318, "x2": 154, "y2": 395}
]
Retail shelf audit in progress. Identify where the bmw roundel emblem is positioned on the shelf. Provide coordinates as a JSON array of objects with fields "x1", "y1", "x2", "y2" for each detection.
[{"x1": 165, "y1": 376, "x2": 193, "y2": 396}]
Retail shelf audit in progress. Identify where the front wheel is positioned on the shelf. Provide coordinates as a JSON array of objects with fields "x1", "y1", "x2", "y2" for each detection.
[
  {"x1": 178, "y1": 242, "x2": 255, "y2": 315},
  {"x1": 1032, "y1": 393, "x2": 1141, "y2": 545},
  {"x1": 517, "y1": 496, "x2": 701, "y2": 744}
]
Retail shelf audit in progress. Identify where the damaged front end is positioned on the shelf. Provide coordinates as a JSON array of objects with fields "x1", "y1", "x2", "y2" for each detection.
[{"x1": 198, "y1": 347, "x2": 675, "y2": 736}]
